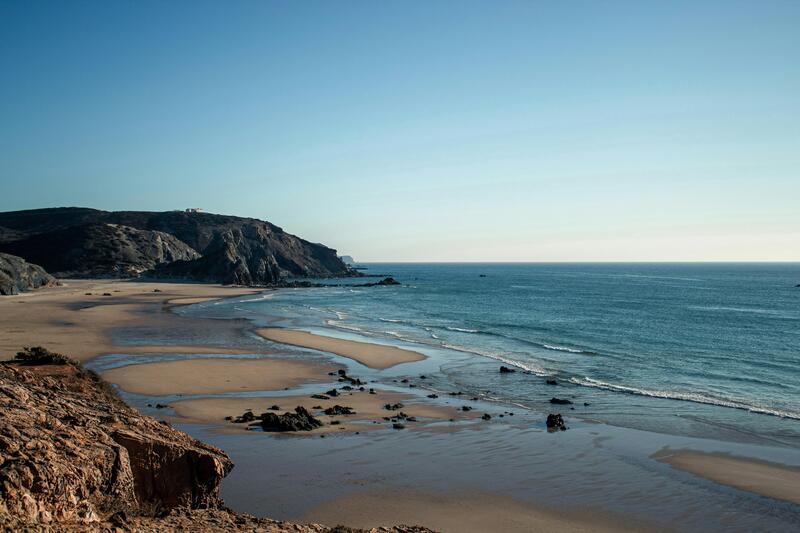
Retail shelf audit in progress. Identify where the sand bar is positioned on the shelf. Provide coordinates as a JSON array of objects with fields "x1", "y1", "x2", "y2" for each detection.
[
  {"x1": 256, "y1": 328, "x2": 425, "y2": 370},
  {"x1": 102, "y1": 357, "x2": 336, "y2": 396},
  {"x1": 171, "y1": 388, "x2": 479, "y2": 433},
  {"x1": 653, "y1": 448, "x2": 800, "y2": 505}
]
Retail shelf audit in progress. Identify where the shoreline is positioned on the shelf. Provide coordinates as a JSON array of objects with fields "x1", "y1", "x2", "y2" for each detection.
[{"x1": 4, "y1": 280, "x2": 800, "y2": 531}]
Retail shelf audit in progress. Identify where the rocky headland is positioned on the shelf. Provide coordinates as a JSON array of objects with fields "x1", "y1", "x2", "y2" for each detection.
[
  {"x1": 0, "y1": 349, "x2": 434, "y2": 532},
  {"x1": 0, "y1": 208, "x2": 356, "y2": 285}
]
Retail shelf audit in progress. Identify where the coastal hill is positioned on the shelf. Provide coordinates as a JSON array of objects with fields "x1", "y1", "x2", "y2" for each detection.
[
  {"x1": 0, "y1": 354, "x2": 433, "y2": 532},
  {"x1": 0, "y1": 208, "x2": 354, "y2": 285}
]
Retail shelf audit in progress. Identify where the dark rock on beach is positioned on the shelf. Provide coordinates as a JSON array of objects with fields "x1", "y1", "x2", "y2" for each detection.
[
  {"x1": 260, "y1": 407, "x2": 323, "y2": 432},
  {"x1": 546, "y1": 413, "x2": 568, "y2": 431},
  {"x1": 549, "y1": 397, "x2": 573, "y2": 405},
  {"x1": 323, "y1": 405, "x2": 355, "y2": 416},
  {"x1": 232, "y1": 411, "x2": 256, "y2": 423}
]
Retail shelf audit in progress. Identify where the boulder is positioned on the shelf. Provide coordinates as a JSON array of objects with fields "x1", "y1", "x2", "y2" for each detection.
[
  {"x1": 499, "y1": 366, "x2": 516, "y2": 373},
  {"x1": 323, "y1": 405, "x2": 355, "y2": 416},
  {"x1": 546, "y1": 413, "x2": 567, "y2": 431},
  {"x1": 0, "y1": 252, "x2": 57, "y2": 295},
  {"x1": 259, "y1": 407, "x2": 323, "y2": 432},
  {"x1": 549, "y1": 397, "x2": 573, "y2": 405}
]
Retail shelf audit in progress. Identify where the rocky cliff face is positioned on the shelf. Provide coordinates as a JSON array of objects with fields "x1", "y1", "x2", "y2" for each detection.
[
  {"x1": 0, "y1": 252, "x2": 58, "y2": 295},
  {"x1": 1, "y1": 223, "x2": 200, "y2": 278},
  {"x1": 0, "y1": 358, "x2": 435, "y2": 533},
  {"x1": 0, "y1": 360, "x2": 231, "y2": 528},
  {"x1": 0, "y1": 208, "x2": 354, "y2": 284}
]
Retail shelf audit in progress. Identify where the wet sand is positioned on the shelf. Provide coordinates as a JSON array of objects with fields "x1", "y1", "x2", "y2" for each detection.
[
  {"x1": 298, "y1": 490, "x2": 647, "y2": 533},
  {"x1": 0, "y1": 280, "x2": 261, "y2": 362},
  {"x1": 256, "y1": 327, "x2": 426, "y2": 369},
  {"x1": 653, "y1": 448, "x2": 800, "y2": 505},
  {"x1": 102, "y1": 357, "x2": 337, "y2": 396}
]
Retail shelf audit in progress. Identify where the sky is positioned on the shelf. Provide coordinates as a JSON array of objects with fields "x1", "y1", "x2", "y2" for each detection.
[{"x1": 1, "y1": 0, "x2": 798, "y2": 261}]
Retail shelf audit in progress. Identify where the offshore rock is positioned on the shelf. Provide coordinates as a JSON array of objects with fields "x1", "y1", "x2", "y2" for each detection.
[{"x1": 546, "y1": 413, "x2": 568, "y2": 431}]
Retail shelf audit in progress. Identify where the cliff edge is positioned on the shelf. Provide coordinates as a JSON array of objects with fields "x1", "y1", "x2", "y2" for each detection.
[{"x1": 0, "y1": 352, "x2": 433, "y2": 532}]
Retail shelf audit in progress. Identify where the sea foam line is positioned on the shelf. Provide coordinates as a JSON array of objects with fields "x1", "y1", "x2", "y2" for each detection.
[{"x1": 571, "y1": 376, "x2": 800, "y2": 420}]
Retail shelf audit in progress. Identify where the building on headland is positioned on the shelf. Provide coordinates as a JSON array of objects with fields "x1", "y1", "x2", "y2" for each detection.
[{"x1": 185, "y1": 208, "x2": 203, "y2": 213}]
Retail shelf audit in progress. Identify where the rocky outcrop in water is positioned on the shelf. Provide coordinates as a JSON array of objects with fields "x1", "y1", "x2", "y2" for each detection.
[
  {"x1": 546, "y1": 413, "x2": 567, "y2": 431},
  {"x1": 0, "y1": 356, "x2": 436, "y2": 532},
  {"x1": 549, "y1": 397, "x2": 573, "y2": 405},
  {"x1": 0, "y1": 207, "x2": 355, "y2": 284},
  {"x1": 0, "y1": 252, "x2": 58, "y2": 295}
]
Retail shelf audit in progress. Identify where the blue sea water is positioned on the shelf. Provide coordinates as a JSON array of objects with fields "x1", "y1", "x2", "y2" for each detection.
[{"x1": 183, "y1": 263, "x2": 800, "y2": 447}]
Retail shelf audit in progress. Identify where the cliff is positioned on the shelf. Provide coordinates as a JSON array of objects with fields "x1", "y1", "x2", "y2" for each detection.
[
  {"x1": 0, "y1": 354, "x2": 434, "y2": 532},
  {"x1": 1, "y1": 223, "x2": 200, "y2": 278},
  {"x1": 0, "y1": 253, "x2": 58, "y2": 295},
  {"x1": 0, "y1": 208, "x2": 354, "y2": 284}
]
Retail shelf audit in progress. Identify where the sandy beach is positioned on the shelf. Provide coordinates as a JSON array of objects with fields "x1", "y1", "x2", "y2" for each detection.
[
  {"x1": 298, "y1": 490, "x2": 648, "y2": 533},
  {"x1": 654, "y1": 448, "x2": 800, "y2": 506},
  {"x1": 102, "y1": 357, "x2": 338, "y2": 396},
  {"x1": 0, "y1": 279, "x2": 261, "y2": 362},
  {"x1": 257, "y1": 327, "x2": 426, "y2": 369}
]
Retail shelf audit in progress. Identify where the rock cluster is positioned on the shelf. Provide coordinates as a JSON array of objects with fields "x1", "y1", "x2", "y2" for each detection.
[{"x1": 259, "y1": 407, "x2": 324, "y2": 432}]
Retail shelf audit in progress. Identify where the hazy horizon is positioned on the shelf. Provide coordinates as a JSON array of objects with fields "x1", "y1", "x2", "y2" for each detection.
[{"x1": 2, "y1": 1, "x2": 798, "y2": 262}]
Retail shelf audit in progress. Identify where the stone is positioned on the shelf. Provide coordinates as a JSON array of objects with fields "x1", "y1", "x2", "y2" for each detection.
[
  {"x1": 546, "y1": 413, "x2": 567, "y2": 431},
  {"x1": 549, "y1": 397, "x2": 573, "y2": 405},
  {"x1": 323, "y1": 405, "x2": 355, "y2": 416},
  {"x1": 259, "y1": 407, "x2": 323, "y2": 432}
]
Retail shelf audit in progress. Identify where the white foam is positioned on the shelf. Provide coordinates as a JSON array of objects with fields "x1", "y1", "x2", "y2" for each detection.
[
  {"x1": 571, "y1": 377, "x2": 800, "y2": 420},
  {"x1": 543, "y1": 344, "x2": 584, "y2": 354},
  {"x1": 439, "y1": 343, "x2": 549, "y2": 376}
]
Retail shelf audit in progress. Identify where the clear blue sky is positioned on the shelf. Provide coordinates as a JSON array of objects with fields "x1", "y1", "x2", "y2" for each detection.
[{"x1": 1, "y1": 1, "x2": 798, "y2": 261}]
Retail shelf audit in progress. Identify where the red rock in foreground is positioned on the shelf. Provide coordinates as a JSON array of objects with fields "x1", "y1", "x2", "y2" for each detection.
[{"x1": 0, "y1": 358, "x2": 433, "y2": 532}]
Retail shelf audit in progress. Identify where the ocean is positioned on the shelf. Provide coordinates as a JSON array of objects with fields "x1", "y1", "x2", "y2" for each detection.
[{"x1": 181, "y1": 262, "x2": 800, "y2": 447}]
